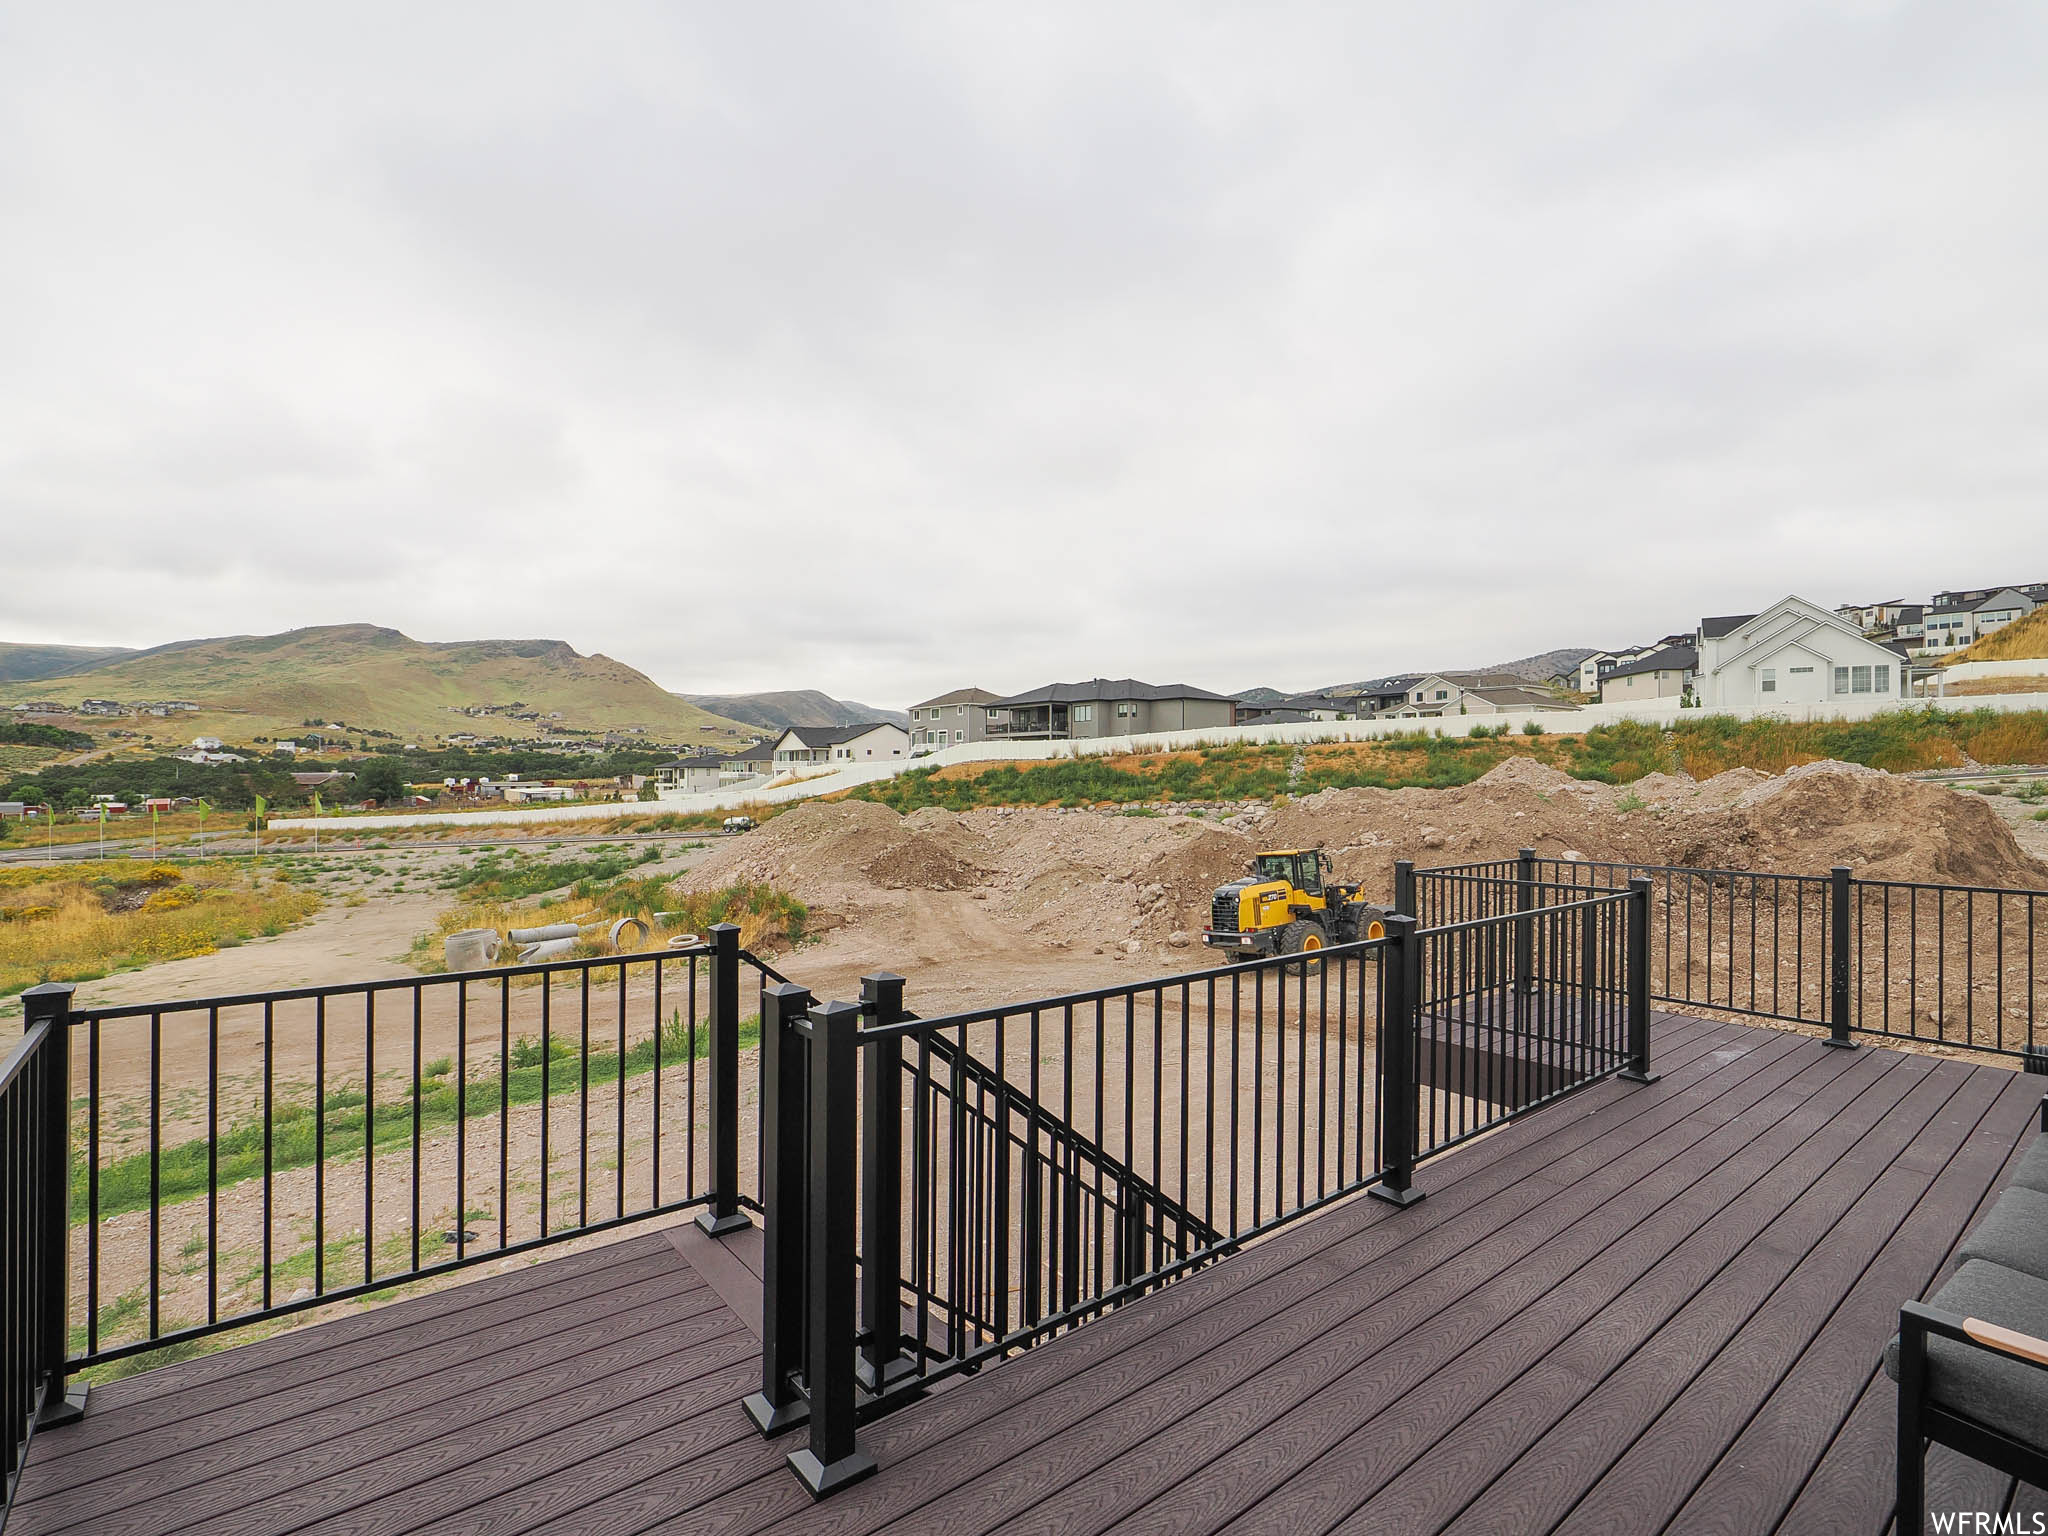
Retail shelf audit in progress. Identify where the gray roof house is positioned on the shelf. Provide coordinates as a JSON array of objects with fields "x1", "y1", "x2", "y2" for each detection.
[
  {"x1": 907, "y1": 688, "x2": 1002, "y2": 753},
  {"x1": 982, "y1": 679, "x2": 1236, "y2": 741},
  {"x1": 1598, "y1": 645, "x2": 1698, "y2": 703}
]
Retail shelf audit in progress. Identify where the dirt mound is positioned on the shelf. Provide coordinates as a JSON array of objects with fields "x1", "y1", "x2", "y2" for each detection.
[
  {"x1": 674, "y1": 763, "x2": 2047, "y2": 991},
  {"x1": 1667, "y1": 761, "x2": 2042, "y2": 886}
]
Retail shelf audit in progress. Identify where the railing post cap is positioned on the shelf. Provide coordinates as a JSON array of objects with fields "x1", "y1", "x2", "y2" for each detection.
[
  {"x1": 809, "y1": 998, "x2": 864, "y2": 1028},
  {"x1": 763, "y1": 980, "x2": 813, "y2": 1003},
  {"x1": 860, "y1": 971, "x2": 906, "y2": 988},
  {"x1": 21, "y1": 982, "x2": 76, "y2": 1016},
  {"x1": 21, "y1": 982, "x2": 76, "y2": 1000},
  {"x1": 709, "y1": 921, "x2": 742, "y2": 937}
]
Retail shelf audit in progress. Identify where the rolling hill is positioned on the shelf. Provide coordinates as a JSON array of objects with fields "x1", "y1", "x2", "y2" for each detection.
[
  {"x1": 0, "y1": 625, "x2": 753, "y2": 746},
  {"x1": 0, "y1": 642, "x2": 137, "y2": 682},
  {"x1": 676, "y1": 688, "x2": 908, "y2": 732}
]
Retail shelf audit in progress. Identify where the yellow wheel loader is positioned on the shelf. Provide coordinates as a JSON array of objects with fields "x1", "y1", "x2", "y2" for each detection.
[{"x1": 1203, "y1": 848, "x2": 1392, "y2": 962}]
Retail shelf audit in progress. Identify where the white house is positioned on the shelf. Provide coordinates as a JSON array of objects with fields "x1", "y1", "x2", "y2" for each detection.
[
  {"x1": 771, "y1": 722, "x2": 910, "y2": 770},
  {"x1": 1693, "y1": 597, "x2": 1905, "y2": 709},
  {"x1": 1388, "y1": 673, "x2": 1571, "y2": 718}
]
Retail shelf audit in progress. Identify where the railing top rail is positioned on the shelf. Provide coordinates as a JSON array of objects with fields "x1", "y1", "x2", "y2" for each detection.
[
  {"x1": 70, "y1": 941, "x2": 727, "y2": 1023},
  {"x1": 1412, "y1": 873, "x2": 1643, "y2": 894},
  {"x1": 0, "y1": 1017, "x2": 52, "y2": 1095},
  {"x1": 1851, "y1": 876, "x2": 2048, "y2": 898},
  {"x1": 1415, "y1": 857, "x2": 1834, "y2": 888},
  {"x1": 861, "y1": 936, "x2": 1388, "y2": 1040},
  {"x1": 1419, "y1": 887, "x2": 1632, "y2": 938}
]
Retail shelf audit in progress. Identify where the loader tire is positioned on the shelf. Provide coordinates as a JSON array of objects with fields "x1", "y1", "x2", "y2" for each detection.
[{"x1": 1279, "y1": 920, "x2": 1327, "y2": 967}]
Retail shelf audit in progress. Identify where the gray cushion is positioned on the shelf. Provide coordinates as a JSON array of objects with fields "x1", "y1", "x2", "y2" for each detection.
[
  {"x1": 1887, "y1": 1261, "x2": 2048, "y2": 1446},
  {"x1": 1960, "y1": 1188, "x2": 2048, "y2": 1282},
  {"x1": 2012, "y1": 1138, "x2": 2048, "y2": 1196}
]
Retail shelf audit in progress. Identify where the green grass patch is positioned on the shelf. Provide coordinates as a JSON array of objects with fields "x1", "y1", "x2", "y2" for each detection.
[{"x1": 78, "y1": 1006, "x2": 763, "y2": 1224}]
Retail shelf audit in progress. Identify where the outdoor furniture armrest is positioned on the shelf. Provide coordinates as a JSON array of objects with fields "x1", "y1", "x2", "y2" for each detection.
[{"x1": 1897, "y1": 1297, "x2": 2048, "y2": 1529}]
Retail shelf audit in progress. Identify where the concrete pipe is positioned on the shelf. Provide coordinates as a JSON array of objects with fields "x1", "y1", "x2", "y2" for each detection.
[
  {"x1": 443, "y1": 928, "x2": 502, "y2": 972},
  {"x1": 665, "y1": 933, "x2": 703, "y2": 950},
  {"x1": 608, "y1": 917, "x2": 649, "y2": 951},
  {"x1": 508, "y1": 922, "x2": 581, "y2": 944},
  {"x1": 518, "y1": 936, "x2": 578, "y2": 962}
]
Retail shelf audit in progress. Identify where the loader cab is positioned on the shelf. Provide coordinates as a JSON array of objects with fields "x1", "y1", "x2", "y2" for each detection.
[{"x1": 1252, "y1": 851, "x2": 1325, "y2": 897}]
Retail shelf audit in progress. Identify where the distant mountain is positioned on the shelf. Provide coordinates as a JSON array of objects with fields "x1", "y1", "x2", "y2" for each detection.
[
  {"x1": 1474, "y1": 647, "x2": 1601, "y2": 684},
  {"x1": 1232, "y1": 686, "x2": 1290, "y2": 706},
  {"x1": 1315, "y1": 648, "x2": 1598, "y2": 696},
  {"x1": 0, "y1": 625, "x2": 753, "y2": 745},
  {"x1": 677, "y1": 688, "x2": 908, "y2": 732},
  {"x1": 0, "y1": 642, "x2": 136, "y2": 683}
]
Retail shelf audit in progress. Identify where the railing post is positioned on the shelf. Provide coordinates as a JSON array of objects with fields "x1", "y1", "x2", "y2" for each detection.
[
  {"x1": 1620, "y1": 878, "x2": 1659, "y2": 1084},
  {"x1": 744, "y1": 983, "x2": 813, "y2": 1435},
  {"x1": 789, "y1": 1000, "x2": 877, "y2": 1498},
  {"x1": 1370, "y1": 915, "x2": 1425, "y2": 1207},
  {"x1": 1514, "y1": 848, "x2": 1537, "y2": 1004},
  {"x1": 1579, "y1": 892, "x2": 1600, "y2": 1045},
  {"x1": 696, "y1": 922, "x2": 751, "y2": 1236},
  {"x1": 21, "y1": 983, "x2": 86, "y2": 1430},
  {"x1": 1826, "y1": 864, "x2": 1859, "y2": 1049},
  {"x1": 856, "y1": 973, "x2": 914, "y2": 1395},
  {"x1": 1392, "y1": 859, "x2": 1416, "y2": 920}
]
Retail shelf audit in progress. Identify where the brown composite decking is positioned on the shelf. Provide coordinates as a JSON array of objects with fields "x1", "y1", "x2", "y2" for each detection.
[{"x1": 10, "y1": 1012, "x2": 2045, "y2": 1536}]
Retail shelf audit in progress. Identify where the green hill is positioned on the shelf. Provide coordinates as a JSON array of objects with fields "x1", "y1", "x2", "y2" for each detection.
[
  {"x1": 0, "y1": 625, "x2": 752, "y2": 747},
  {"x1": 0, "y1": 642, "x2": 136, "y2": 682}
]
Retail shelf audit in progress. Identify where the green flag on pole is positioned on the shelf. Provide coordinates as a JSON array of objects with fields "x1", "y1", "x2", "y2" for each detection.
[
  {"x1": 253, "y1": 794, "x2": 266, "y2": 858},
  {"x1": 196, "y1": 798, "x2": 211, "y2": 861},
  {"x1": 312, "y1": 791, "x2": 323, "y2": 816}
]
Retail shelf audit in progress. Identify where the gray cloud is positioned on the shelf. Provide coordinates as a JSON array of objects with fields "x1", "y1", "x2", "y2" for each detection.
[{"x1": 1, "y1": 1, "x2": 2043, "y2": 701}]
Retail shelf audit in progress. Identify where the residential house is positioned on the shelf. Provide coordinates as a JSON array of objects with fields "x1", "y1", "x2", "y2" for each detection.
[
  {"x1": 908, "y1": 688, "x2": 1002, "y2": 752},
  {"x1": 1598, "y1": 645, "x2": 1696, "y2": 702},
  {"x1": 77, "y1": 699, "x2": 124, "y2": 717},
  {"x1": 192, "y1": 736, "x2": 224, "y2": 752},
  {"x1": 653, "y1": 750, "x2": 774, "y2": 794},
  {"x1": 11, "y1": 702, "x2": 66, "y2": 715},
  {"x1": 1387, "y1": 672, "x2": 1570, "y2": 718},
  {"x1": 771, "y1": 722, "x2": 910, "y2": 770},
  {"x1": 291, "y1": 771, "x2": 357, "y2": 791},
  {"x1": 980, "y1": 679, "x2": 1237, "y2": 740},
  {"x1": 1327, "y1": 676, "x2": 1423, "y2": 717},
  {"x1": 1234, "y1": 693, "x2": 1356, "y2": 726},
  {"x1": 1693, "y1": 596, "x2": 1905, "y2": 707},
  {"x1": 1914, "y1": 589, "x2": 2037, "y2": 655}
]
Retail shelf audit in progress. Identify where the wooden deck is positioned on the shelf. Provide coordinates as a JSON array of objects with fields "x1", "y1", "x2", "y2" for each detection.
[{"x1": 11, "y1": 1013, "x2": 2046, "y2": 1535}]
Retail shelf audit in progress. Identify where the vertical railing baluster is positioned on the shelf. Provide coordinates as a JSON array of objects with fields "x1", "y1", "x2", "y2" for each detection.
[
  {"x1": 22, "y1": 985, "x2": 85, "y2": 1428},
  {"x1": 1622, "y1": 877, "x2": 1658, "y2": 1084}
]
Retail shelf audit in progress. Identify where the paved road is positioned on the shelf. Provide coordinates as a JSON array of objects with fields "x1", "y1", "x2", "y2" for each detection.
[{"x1": 0, "y1": 828, "x2": 734, "y2": 866}]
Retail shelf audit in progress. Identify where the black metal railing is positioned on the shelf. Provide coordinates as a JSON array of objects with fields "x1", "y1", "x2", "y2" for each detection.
[
  {"x1": 751, "y1": 885, "x2": 1654, "y2": 1495},
  {"x1": 1412, "y1": 849, "x2": 2048, "y2": 1058},
  {"x1": 2, "y1": 989, "x2": 85, "y2": 1527},
  {"x1": 25, "y1": 923, "x2": 773, "y2": 1385}
]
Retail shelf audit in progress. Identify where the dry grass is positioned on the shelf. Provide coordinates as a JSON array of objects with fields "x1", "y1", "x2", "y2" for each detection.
[
  {"x1": 1941, "y1": 676, "x2": 2048, "y2": 697},
  {"x1": 0, "y1": 860, "x2": 321, "y2": 997},
  {"x1": 1947, "y1": 607, "x2": 2048, "y2": 664}
]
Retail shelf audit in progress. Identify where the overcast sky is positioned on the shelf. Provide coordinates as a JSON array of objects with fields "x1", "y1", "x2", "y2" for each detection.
[{"x1": 3, "y1": 4, "x2": 2045, "y2": 703}]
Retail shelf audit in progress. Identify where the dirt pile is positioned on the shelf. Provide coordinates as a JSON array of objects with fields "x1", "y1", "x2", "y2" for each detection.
[{"x1": 671, "y1": 761, "x2": 2048, "y2": 991}]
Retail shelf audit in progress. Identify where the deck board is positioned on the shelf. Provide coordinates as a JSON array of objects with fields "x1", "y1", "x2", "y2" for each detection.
[{"x1": 12, "y1": 1015, "x2": 2039, "y2": 1536}]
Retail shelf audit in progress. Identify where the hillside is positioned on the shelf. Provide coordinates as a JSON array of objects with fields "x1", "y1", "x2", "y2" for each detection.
[
  {"x1": 0, "y1": 625, "x2": 752, "y2": 746},
  {"x1": 677, "y1": 688, "x2": 907, "y2": 731},
  {"x1": 0, "y1": 642, "x2": 136, "y2": 682},
  {"x1": 1947, "y1": 608, "x2": 2048, "y2": 665},
  {"x1": 1475, "y1": 646, "x2": 1601, "y2": 684}
]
